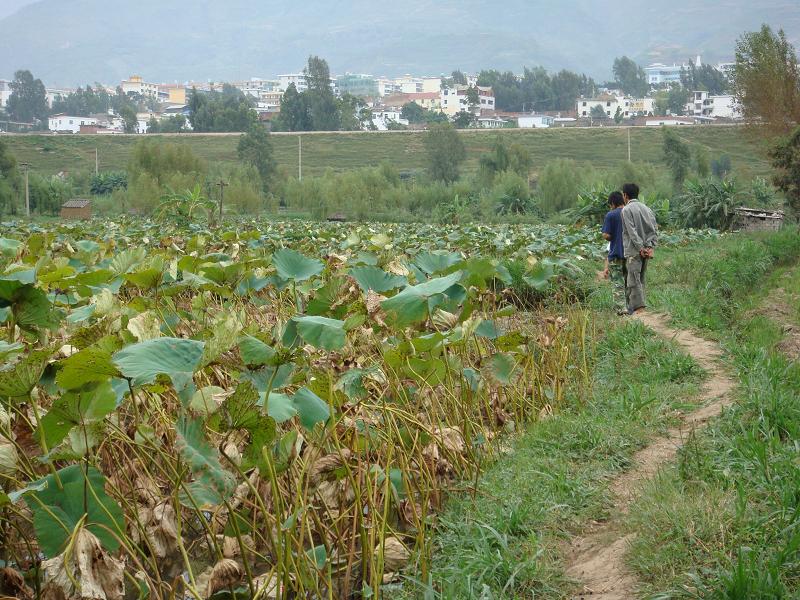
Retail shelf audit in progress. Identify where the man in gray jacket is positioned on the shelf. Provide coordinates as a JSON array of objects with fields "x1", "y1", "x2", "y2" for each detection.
[{"x1": 621, "y1": 183, "x2": 658, "y2": 314}]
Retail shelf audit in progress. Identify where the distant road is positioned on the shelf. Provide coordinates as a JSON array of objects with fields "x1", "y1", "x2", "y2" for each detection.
[{"x1": 0, "y1": 123, "x2": 746, "y2": 138}]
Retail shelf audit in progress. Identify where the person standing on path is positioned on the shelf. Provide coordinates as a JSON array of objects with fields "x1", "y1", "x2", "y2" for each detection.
[
  {"x1": 621, "y1": 183, "x2": 658, "y2": 314},
  {"x1": 602, "y1": 191, "x2": 628, "y2": 315}
]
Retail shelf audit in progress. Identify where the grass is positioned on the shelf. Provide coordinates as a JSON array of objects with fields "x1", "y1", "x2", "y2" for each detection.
[
  {"x1": 3, "y1": 126, "x2": 771, "y2": 180},
  {"x1": 621, "y1": 227, "x2": 800, "y2": 598},
  {"x1": 400, "y1": 314, "x2": 706, "y2": 599}
]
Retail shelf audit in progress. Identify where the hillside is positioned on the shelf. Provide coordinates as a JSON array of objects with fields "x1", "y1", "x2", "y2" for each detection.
[
  {"x1": 0, "y1": 0, "x2": 798, "y2": 85},
  {"x1": 3, "y1": 126, "x2": 771, "y2": 180}
]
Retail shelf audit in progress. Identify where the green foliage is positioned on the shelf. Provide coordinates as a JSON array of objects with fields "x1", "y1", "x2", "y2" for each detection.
[
  {"x1": 154, "y1": 185, "x2": 216, "y2": 225},
  {"x1": 147, "y1": 114, "x2": 187, "y2": 134},
  {"x1": 712, "y1": 154, "x2": 732, "y2": 178},
  {"x1": 27, "y1": 173, "x2": 74, "y2": 216},
  {"x1": 769, "y1": 125, "x2": 800, "y2": 218},
  {"x1": 452, "y1": 110, "x2": 476, "y2": 129},
  {"x1": 424, "y1": 123, "x2": 466, "y2": 183},
  {"x1": 6, "y1": 69, "x2": 48, "y2": 125},
  {"x1": 237, "y1": 123, "x2": 276, "y2": 192},
  {"x1": 489, "y1": 171, "x2": 532, "y2": 216},
  {"x1": 733, "y1": 24, "x2": 800, "y2": 132},
  {"x1": 113, "y1": 336, "x2": 205, "y2": 394},
  {"x1": 680, "y1": 62, "x2": 731, "y2": 95},
  {"x1": 24, "y1": 465, "x2": 124, "y2": 557},
  {"x1": 0, "y1": 139, "x2": 21, "y2": 216},
  {"x1": 51, "y1": 85, "x2": 114, "y2": 117},
  {"x1": 478, "y1": 136, "x2": 533, "y2": 184},
  {"x1": 477, "y1": 67, "x2": 596, "y2": 112},
  {"x1": 663, "y1": 127, "x2": 692, "y2": 187},
  {"x1": 188, "y1": 86, "x2": 257, "y2": 133},
  {"x1": 536, "y1": 158, "x2": 586, "y2": 215},
  {"x1": 590, "y1": 104, "x2": 607, "y2": 121},
  {"x1": 90, "y1": 171, "x2": 128, "y2": 195},
  {"x1": 613, "y1": 56, "x2": 650, "y2": 97},
  {"x1": 675, "y1": 177, "x2": 740, "y2": 230}
]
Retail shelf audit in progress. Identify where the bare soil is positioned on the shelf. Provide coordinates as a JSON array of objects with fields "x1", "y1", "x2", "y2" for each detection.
[{"x1": 565, "y1": 312, "x2": 735, "y2": 599}]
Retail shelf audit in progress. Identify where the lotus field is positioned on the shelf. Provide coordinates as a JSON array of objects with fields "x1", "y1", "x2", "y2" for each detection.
[{"x1": 0, "y1": 219, "x2": 715, "y2": 599}]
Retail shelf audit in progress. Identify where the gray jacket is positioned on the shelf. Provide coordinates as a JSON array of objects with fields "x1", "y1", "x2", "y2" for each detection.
[{"x1": 622, "y1": 199, "x2": 658, "y2": 258}]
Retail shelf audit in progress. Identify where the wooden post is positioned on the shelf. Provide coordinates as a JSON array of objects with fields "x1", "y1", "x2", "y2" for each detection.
[
  {"x1": 217, "y1": 180, "x2": 228, "y2": 223},
  {"x1": 19, "y1": 162, "x2": 30, "y2": 217}
]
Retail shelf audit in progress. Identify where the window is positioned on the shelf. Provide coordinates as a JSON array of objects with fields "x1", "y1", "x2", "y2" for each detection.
[
  {"x1": 69, "y1": 119, "x2": 73, "y2": 125},
  {"x1": 606, "y1": 101, "x2": 611, "y2": 107},
  {"x1": 582, "y1": 102, "x2": 586, "y2": 107}
]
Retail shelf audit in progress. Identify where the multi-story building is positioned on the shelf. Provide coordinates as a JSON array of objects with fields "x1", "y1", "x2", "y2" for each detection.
[
  {"x1": 687, "y1": 90, "x2": 741, "y2": 119},
  {"x1": 629, "y1": 97, "x2": 656, "y2": 115},
  {"x1": 440, "y1": 85, "x2": 495, "y2": 116},
  {"x1": 122, "y1": 75, "x2": 159, "y2": 99},
  {"x1": 278, "y1": 73, "x2": 308, "y2": 93},
  {"x1": 337, "y1": 74, "x2": 379, "y2": 98},
  {"x1": 576, "y1": 94, "x2": 620, "y2": 119},
  {"x1": 0, "y1": 80, "x2": 11, "y2": 109},
  {"x1": 158, "y1": 84, "x2": 189, "y2": 105},
  {"x1": 644, "y1": 63, "x2": 684, "y2": 86}
]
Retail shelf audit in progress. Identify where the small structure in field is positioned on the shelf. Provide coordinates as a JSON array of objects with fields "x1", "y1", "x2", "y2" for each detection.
[
  {"x1": 60, "y1": 199, "x2": 92, "y2": 220},
  {"x1": 327, "y1": 213, "x2": 347, "y2": 222},
  {"x1": 733, "y1": 207, "x2": 785, "y2": 232}
]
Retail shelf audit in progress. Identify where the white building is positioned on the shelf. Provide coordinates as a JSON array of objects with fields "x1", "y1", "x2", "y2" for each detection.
[
  {"x1": 629, "y1": 97, "x2": 656, "y2": 115},
  {"x1": 576, "y1": 94, "x2": 620, "y2": 119},
  {"x1": 644, "y1": 63, "x2": 684, "y2": 86},
  {"x1": 477, "y1": 116, "x2": 507, "y2": 129},
  {"x1": 370, "y1": 108, "x2": 408, "y2": 130},
  {"x1": 48, "y1": 114, "x2": 98, "y2": 133},
  {"x1": 518, "y1": 114, "x2": 555, "y2": 128},
  {"x1": 0, "y1": 80, "x2": 11, "y2": 109},
  {"x1": 645, "y1": 116, "x2": 697, "y2": 127},
  {"x1": 121, "y1": 75, "x2": 159, "y2": 99},
  {"x1": 440, "y1": 85, "x2": 495, "y2": 116},
  {"x1": 687, "y1": 91, "x2": 741, "y2": 119},
  {"x1": 278, "y1": 73, "x2": 308, "y2": 93}
]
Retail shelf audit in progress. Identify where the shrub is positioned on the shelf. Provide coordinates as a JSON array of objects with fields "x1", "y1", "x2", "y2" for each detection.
[
  {"x1": 90, "y1": 171, "x2": 128, "y2": 196},
  {"x1": 675, "y1": 178, "x2": 740, "y2": 230}
]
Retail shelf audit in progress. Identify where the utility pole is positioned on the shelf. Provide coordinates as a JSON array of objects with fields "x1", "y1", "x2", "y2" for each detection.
[
  {"x1": 19, "y1": 162, "x2": 30, "y2": 218},
  {"x1": 626, "y1": 127, "x2": 631, "y2": 161},
  {"x1": 95, "y1": 148, "x2": 99, "y2": 175},
  {"x1": 298, "y1": 135, "x2": 302, "y2": 181},
  {"x1": 217, "y1": 180, "x2": 228, "y2": 223}
]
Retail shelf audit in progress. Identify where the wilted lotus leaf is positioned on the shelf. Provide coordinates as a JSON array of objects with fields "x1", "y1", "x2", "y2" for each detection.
[
  {"x1": 377, "y1": 536, "x2": 410, "y2": 572},
  {"x1": 197, "y1": 559, "x2": 243, "y2": 599},
  {"x1": 40, "y1": 528, "x2": 124, "y2": 600}
]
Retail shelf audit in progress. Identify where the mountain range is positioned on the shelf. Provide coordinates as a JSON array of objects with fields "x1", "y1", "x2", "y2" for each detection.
[{"x1": 1, "y1": 0, "x2": 798, "y2": 86}]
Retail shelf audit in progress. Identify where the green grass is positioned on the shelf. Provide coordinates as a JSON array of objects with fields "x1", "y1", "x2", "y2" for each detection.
[
  {"x1": 3, "y1": 126, "x2": 771, "y2": 180},
  {"x1": 400, "y1": 316, "x2": 705, "y2": 599},
  {"x1": 621, "y1": 228, "x2": 800, "y2": 598}
]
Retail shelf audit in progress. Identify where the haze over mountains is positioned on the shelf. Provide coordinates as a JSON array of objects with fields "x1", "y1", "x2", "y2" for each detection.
[{"x1": 1, "y1": 0, "x2": 798, "y2": 86}]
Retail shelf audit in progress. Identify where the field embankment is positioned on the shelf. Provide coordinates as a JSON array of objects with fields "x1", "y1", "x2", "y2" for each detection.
[{"x1": 2, "y1": 126, "x2": 770, "y2": 179}]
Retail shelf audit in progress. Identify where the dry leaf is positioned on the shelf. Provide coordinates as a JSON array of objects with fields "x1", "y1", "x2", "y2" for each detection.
[
  {"x1": 0, "y1": 567, "x2": 33, "y2": 600},
  {"x1": 203, "y1": 559, "x2": 242, "y2": 598},
  {"x1": 41, "y1": 529, "x2": 124, "y2": 600},
  {"x1": 377, "y1": 537, "x2": 410, "y2": 572}
]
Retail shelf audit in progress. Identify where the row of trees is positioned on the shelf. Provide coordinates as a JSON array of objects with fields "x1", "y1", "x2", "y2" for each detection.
[
  {"x1": 272, "y1": 56, "x2": 367, "y2": 132},
  {"x1": 477, "y1": 67, "x2": 597, "y2": 112}
]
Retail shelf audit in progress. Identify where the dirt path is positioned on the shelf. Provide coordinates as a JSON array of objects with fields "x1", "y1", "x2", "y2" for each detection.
[{"x1": 565, "y1": 312, "x2": 736, "y2": 599}]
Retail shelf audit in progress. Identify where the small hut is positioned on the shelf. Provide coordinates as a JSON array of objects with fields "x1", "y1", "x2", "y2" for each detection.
[
  {"x1": 60, "y1": 199, "x2": 92, "y2": 220},
  {"x1": 733, "y1": 207, "x2": 785, "y2": 233}
]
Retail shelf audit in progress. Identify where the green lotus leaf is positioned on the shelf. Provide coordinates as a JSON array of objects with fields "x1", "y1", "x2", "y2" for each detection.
[
  {"x1": 293, "y1": 315, "x2": 346, "y2": 350},
  {"x1": 113, "y1": 337, "x2": 205, "y2": 392},
  {"x1": 349, "y1": 266, "x2": 407, "y2": 294},
  {"x1": 273, "y1": 248, "x2": 323, "y2": 281}
]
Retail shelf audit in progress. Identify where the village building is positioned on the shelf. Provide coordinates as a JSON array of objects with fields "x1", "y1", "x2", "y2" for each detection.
[{"x1": 60, "y1": 199, "x2": 92, "y2": 220}]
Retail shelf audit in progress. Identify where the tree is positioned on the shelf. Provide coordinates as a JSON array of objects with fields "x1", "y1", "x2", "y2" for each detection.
[
  {"x1": 119, "y1": 106, "x2": 138, "y2": 133},
  {"x1": 451, "y1": 70, "x2": 468, "y2": 85},
  {"x1": 612, "y1": 57, "x2": 649, "y2": 97},
  {"x1": 590, "y1": 104, "x2": 607, "y2": 121},
  {"x1": 453, "y1": 110, "x2": 476, "y2": 129},
  {"x1": 188, "y1": 87, "x2": 257, "y2": 133},
  {"x1": 305, "y1": 56, "x2": 340, "y2": 131},
  {"x1": 477, "y1": 67, "x2": 595, "y2": 112},
  {"x1": 147, "y1": 114, "x2": 187, "y2": 134},
  {"x1": 613, "y1": 106, "x2": 623, "y2": 124},
  {"x1": 6, "y1": 70, "x2": 48, "y2": 125},
  {"x1": 465, "y1": 86, "x2": 480, "y2": 110},
  {"x1": 338, "y1": 94, "x2": 367, "y2": 131},
  {"x1": 680, "y1": 63, "x2": 730, "y2": 95},
  {"x1": 273, "y1": 84, "x2": 311, "y2": 132},
  {"x1": 401, "y1": 102, "x2": 426, "y2": 124},
  {"x1": 424, "y1": 123, "x2": 466, "y2": 183},
  {"x1": 238, "y1": 123, "x2": 276, "y2": 192},
  {"x1": 733, "y1": 25, "x2": 800, "y2": 133},
  {"x1": 663, "y1": 127, "x2": 692, "y2": 188},
  {"x1": 769, "y1": 126, "x2": 800, "y2": 218},
  {"x1": 666, "y1": 84, "x2": 690, "y2": 115},
  {"x1": 479, "y1": 136, "x2": 532, "y2": 183},
  {"x1": 0, "y1": 138, "x2": 22, "y2": 215}
]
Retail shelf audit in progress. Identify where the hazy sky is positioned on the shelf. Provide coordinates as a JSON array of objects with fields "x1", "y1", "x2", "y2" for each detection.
[{"x1": 0, "y1": 0, "x2": 35, "y2": 20}]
